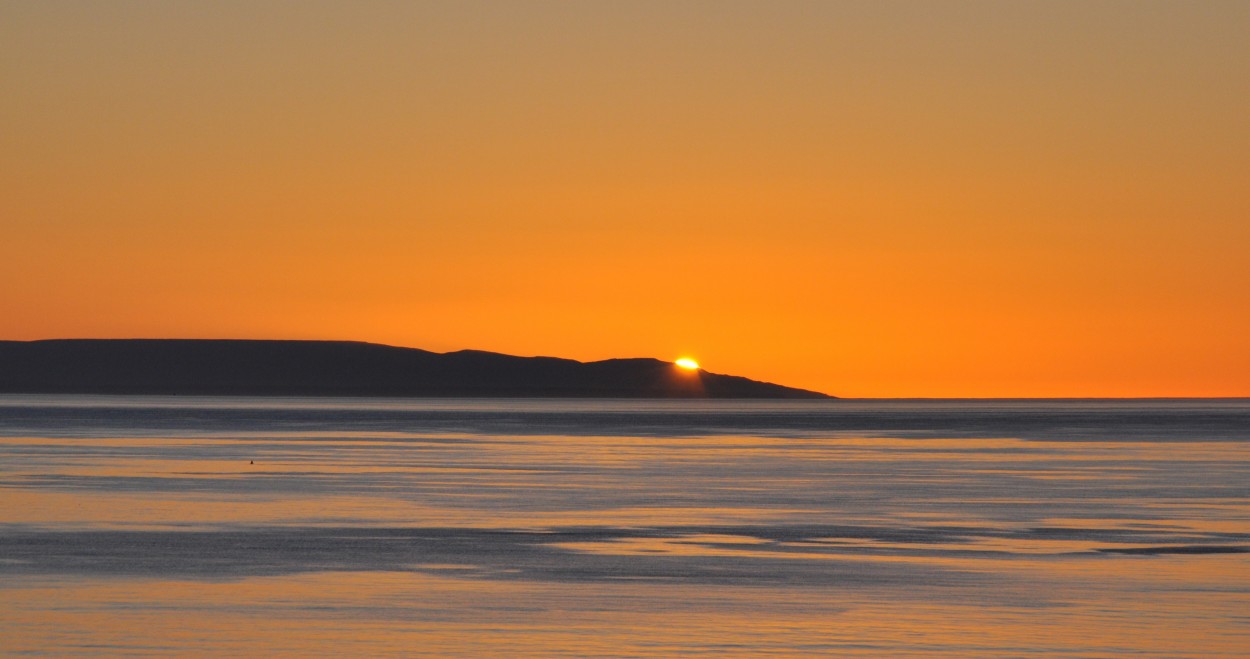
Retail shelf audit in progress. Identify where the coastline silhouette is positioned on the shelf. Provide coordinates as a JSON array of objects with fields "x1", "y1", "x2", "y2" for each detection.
[{"x1": 0, "y1": 339, "x2": 831, "y2": 399}]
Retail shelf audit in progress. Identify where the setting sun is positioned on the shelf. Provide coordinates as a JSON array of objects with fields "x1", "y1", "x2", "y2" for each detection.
[{"x1": 3, "y1": 4, "x2": 1249, "y2": 657}]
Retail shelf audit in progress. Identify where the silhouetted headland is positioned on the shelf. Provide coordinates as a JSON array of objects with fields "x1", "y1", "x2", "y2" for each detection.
[{"x1": 0, "y1": 339, "x2": 832, "y2": 398}]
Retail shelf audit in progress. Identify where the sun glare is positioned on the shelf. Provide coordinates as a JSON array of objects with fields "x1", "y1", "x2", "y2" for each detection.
[{"x1": 675, "y1": 358, "x2": 700, "y2": 370}]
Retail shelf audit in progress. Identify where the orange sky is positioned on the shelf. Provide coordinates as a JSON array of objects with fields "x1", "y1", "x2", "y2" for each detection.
[{"x1": 2, "y1": 2, "x2": 1247, "y2": 397}]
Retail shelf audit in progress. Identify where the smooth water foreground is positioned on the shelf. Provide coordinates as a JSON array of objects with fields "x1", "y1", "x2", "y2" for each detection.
[{"x1": 1, "y1": 396, "x2": 1248, "y2": 657}]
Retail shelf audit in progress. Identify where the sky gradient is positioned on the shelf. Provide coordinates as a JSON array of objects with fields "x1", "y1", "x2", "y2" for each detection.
[{"x1": 3, "y1": 1, "x2": 1247, "y2": 397}]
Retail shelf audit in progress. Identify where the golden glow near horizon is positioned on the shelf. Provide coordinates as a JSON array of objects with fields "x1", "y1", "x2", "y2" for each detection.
[
  {"x1": 675, "y1": 358, "x2": 700, "y2": 371},
  {"x1": 2, "y1": 2, "x2": 1248, "y2": 397}
]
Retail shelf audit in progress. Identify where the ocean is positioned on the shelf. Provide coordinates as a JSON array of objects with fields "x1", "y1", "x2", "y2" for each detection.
[{"x1": 1, "y1": 396, "x2": 1248, "y2": 656}]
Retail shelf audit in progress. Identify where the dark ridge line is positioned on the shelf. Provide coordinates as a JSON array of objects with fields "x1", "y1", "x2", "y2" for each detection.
[{"x1": 0, "y1": 338, "x2": 832, "y2": 399}]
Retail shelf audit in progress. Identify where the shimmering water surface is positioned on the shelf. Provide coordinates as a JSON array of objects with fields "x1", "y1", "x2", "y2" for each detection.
[{"x1": 2, "y1": 396, "x2": 1248, "y2": 656}]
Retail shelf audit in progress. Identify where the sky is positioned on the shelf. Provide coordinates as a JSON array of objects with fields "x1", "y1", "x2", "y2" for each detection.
[{"x1": 2, "y1": 1, "x2": 1247, "y2": 397}]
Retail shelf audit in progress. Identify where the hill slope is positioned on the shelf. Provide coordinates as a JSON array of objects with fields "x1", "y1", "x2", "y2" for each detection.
[{"x1": 0, "y1": 339, "x2": 831, "y2": 398}]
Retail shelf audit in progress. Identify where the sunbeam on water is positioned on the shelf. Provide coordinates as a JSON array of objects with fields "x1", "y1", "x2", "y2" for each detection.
[{"x1": 1, "y1": 396, "x2": 1248, "y2": 656}]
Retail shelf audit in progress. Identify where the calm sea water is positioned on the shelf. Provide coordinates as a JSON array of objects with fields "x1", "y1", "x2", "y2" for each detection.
[{"x1": 2, "y1": 396, "x2": 1248, "y2": 657}]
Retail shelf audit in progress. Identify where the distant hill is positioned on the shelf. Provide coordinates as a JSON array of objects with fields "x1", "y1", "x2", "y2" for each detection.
[{"x1": 0, "y1": 339, "x2": 832, "y2": 399}]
